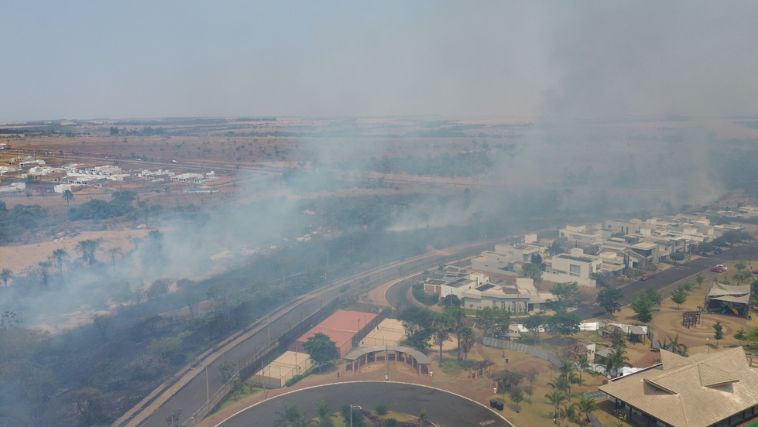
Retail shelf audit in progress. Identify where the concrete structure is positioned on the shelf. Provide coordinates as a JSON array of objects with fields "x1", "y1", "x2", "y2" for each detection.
[
  {"x1": 543, "y1": 248, "x2": 601, "y2": 287},
  {"x1": 559, "y1": 224, "x2": 609, "y2": 246},
  {"x1": 600, "y1": 348, "x2": 758, "y2": 427},
  {"x1": 461, "y1": 277, "x2": 553, "y2": 313},
  {"x1": 360, "y1": 318, "x2": 406, "y2": 347},
  {"x1": 293, "y1": 310, "x2": 377, "y2": 357},
  {"x1": 252, "y1": 351, "x2": 312, "y2": 388},
  {"x1": 344, "y1": 345, "x2": 431, "y2": 375},
  {"x1": 705, "y1": 283, "x2": 751, "y2": 318}
]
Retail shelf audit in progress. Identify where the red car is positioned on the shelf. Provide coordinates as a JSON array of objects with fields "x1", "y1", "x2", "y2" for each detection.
[{"x1": 711, "y1": 264, "x2": 727, "y2": 273}]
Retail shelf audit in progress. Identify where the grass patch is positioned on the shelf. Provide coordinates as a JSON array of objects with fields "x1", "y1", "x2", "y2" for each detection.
[
  {"x1": 211, "y1": 383, "x2": 261, "y2": 414},
  {"x1": 412, "y1": 283, "x2": 439, "y2": 305}
]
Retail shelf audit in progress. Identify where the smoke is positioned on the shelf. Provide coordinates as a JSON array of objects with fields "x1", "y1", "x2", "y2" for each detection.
[{"x1": 542, "y1": 2, "x2": 758, "y2": 120}]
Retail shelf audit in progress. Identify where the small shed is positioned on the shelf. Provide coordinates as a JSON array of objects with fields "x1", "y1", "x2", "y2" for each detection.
[{"x1": 705, "y1": 283, "x2": 751, "y2": 318}]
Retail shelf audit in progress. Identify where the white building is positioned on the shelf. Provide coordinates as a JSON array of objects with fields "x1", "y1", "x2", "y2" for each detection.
[{"x1": 543, "y1": 248, "x2": 601, "y2": 287}]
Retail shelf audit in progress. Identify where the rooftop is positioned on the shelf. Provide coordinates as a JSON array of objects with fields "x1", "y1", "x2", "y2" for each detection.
[{"x1": 599, "y1": 347, "x2": 758, "y2": 427}]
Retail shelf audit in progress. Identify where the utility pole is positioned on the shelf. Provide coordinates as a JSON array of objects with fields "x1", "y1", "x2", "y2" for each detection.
[{"x1": 350, "y1": 404, "x2": 362, "y2": 427}]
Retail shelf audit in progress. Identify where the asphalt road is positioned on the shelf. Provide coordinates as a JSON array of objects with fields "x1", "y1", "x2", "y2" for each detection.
[
  {"x1": 217, "y1": 382, "x2": 513, "y2": 427},
  {"x1": 575, "y1": 244, "x2": 758, "y2": 319},
  {"x1": 136, "y1": 242, "x2": 494, "y2": 426}
]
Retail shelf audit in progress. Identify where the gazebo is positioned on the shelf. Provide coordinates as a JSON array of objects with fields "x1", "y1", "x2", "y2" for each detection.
[
  {"x1": 344, "y1": 345, "x2": 431, "y2": 375},
  {"x1": 705, "y1": 283, "x2": 751, "y2": 318}
]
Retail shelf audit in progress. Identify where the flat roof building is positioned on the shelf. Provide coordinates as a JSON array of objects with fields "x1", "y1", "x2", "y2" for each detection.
[
  {"x1": 360, "y1": 318, "x2": 406, "y2": 347},
  {"x1": 252, "y1": 351, "x2": 312, "y2": 388}
]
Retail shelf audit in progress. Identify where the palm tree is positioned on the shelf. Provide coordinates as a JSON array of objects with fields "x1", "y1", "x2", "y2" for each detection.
[
  {"x1": 38, "y1": 261, "x2": 51, "y2": 286},
  {"x1": 312, "y1": 401, "x2": 333, "y2": 427},
  {"x1": 459, "y1": 326, "x2": 475, "y2": 360},
  {"x1": 605, "y1": 346, "x2": 628, "y2": 378},
  {"x1": 545, "y1": 389, "x2": 566, "y2": 424},
  {"x1": 52, "y1": 248, "x2": 68, "y2": 275},
  {"x1": 77, "y1": 240, "x2": 99, "y2": 266},
  {"x1": 432, "y1": 313, "x2": 451, "y2": 363},
  {"x1": 62, "y1": 189, "x2": 74, "y2": 207},
  {"x1": 577, "y1": 355, "x2": 590, "y2": 383},
  {"x1": 274, "y1": 405, "x2": 306, "y2": 427},
  {"x1": 446, "y1": 307, "x2": 466, "y2": 360},
  {"x1": 1, "y1": 268, "x2": 11, "y2": 287},
  {"x1": 577, "y1": 395, "x2": 598, "y2": 425}
]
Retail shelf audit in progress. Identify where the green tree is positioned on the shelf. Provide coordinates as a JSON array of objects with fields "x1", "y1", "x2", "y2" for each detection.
[
  {"x1": 596, "y1": 288, "x2": 622, "y2": 316},
  {"x1": 77, "y1": 239, "x2": 99, "y2": 266},
  {"x1": 752, "y1": 280, "x2": 758, "y2": 309},
  {"x1": 577, "y1": 395, "x2": 598, "y2": 425},
  {"x1": 734, "y1": 328, "x2": 747, "y2": 341},
  {"x1": 459, "y1": 326, "x2": 475, "y2": 360},
  {"x1": 550, "y1": 282, "x2": 580, "y2": 311},
  {"x1": 643, "y1": 288, "x2": 662, "y2": 306},
  {"x1": 736, "y1": 261, "x2": 747, "y2": 272},
  {"x1": 315, "y1": 401, "x2": 334, "y2": 427},
  {"x1": 695, "y1": 273, "x2": 704, "y2": 287},
  {"x1": 445, "y1": 307, "x2": 466, "y2": 360},
  {"x1": 523, "y1": 314, "x2": 544, "y2": 339},
  {"x1": 605, "y1": 346, "x2": 628, "y2": 378},
  {"x1": 522, "y1": 262, "x2": 543, "y2": 282},
  {"x1": 546, "y1": 311, "x2": 580, "y2": 336},
  {"x1": 274, "y1": 405, "x2": 306, "y2": 427},
  {"x1": 545, "y1": 389, "x2": 566, "y2": 423},
  {"x1": 304, "y1": 333, "x2": 339, "y2": 370},
  {"x1": 631, "y1": 294, "x2": 653, "y2": 323},
  {"x1": 509, "y1": 387, "x2": 524, "y2": 412},
  {"x1": 38, "y1": 261, "x2": 51, "y2": 286},
  {"x1": 417, "y1": 410, "x2": 428, "y2": 426},
  {"x1": 52, "y1": 248, "x2": 68, "y2": 275},
  {"x1": 734, "y1": 270, "x2": 752, "y2": 284},
  {"x1": 549, "y1": 237, "x2": 568, "y2": 255},
  {"x1": 713, "y1": 321, "x2": 724, "y2": 345},
  {"x1": 1, "y1": 268, "x2": 11, "y2": 287},
  {"x1": 62, "y1": 189, "x2": 74, "y2": 207},
  {"x1": 431, "y1": 312, "x2": 452, "y2": 363},
  {"x1": 671, "y1": 286, "x2": 687, "y2": 309}
]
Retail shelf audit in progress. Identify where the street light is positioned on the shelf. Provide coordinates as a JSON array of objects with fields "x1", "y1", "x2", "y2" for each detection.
[{"x1": 350, "y1": 404, "x2": 362, "y2": 427}]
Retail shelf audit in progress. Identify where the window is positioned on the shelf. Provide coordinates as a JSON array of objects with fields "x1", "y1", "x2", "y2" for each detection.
[{"x1": 570, "y1": 264, "x2": 581, "y2": 276}]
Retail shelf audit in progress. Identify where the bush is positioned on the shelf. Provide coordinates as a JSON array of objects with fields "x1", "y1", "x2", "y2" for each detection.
[
  {"x1": 412, "y1": 283, "x2": 439, "y2": 305},
  {"x1": 375, "y1": 404, "x2": 388, "y2": 416}
]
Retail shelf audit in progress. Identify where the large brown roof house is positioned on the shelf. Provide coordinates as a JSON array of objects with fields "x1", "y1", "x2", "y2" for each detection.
[{"x1": 599, "y1": 347, "x2": 758, "y2": 427}]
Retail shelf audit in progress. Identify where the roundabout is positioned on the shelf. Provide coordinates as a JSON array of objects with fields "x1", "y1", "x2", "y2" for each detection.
[{"x1": 215, "y1": 381, "x2": 514, "y2": 427}]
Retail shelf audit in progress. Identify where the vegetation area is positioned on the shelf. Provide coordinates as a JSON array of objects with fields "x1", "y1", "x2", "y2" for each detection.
[
  {"x1": 272, "y1": 400, "x2": 430, "y2": 427},
  {"x1": 0, "y1": 200, "x2": 49, "y2": 243}
]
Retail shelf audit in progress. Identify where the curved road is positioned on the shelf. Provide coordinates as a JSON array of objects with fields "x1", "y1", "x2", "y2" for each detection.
[
  {"x1": 124, "y1": 241, "x2": 495, "y2": 426},
  {"x1": 217, "y1": 382, "x2": 513, "y2": 427}
]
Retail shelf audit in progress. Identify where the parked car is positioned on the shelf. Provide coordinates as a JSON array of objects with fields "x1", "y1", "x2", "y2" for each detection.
[{"x1": 489, "y1": 399, "x2": 504, "y2": 411}]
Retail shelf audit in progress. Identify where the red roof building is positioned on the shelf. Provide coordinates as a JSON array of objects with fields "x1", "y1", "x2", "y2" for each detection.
[{"x1": 294, "y1": 310, "x2": 377, "y2": 357}]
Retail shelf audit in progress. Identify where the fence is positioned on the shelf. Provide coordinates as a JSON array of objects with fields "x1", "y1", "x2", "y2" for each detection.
[
  {"x1": 183, "y1": 299, "x2": 341, "y2": 426},
  {"x1": 481, "y1": 336, "x2": 561, "y2": 367}
]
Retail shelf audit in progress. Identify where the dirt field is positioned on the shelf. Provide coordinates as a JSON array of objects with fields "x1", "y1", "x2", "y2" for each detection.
[
  {"x1": 0, "y1": 227, "x2": 149, "y2": 273},
  {"x1": 612, "y1": 260, "x2": 757, "y2": 355}
]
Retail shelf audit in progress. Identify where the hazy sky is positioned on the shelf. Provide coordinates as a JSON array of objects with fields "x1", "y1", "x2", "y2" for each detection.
[{"x1": 1, "y1": 1, "x2": 757, "y2": 121}]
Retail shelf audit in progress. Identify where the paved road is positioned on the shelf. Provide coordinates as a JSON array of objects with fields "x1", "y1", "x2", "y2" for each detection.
[
  {"x1": 217, "y1": 382, "x2": 513, "y2": 427},
  {"x1": 132, "y1": 241, "x2": 495, "y2": 426},
  {"x1": 575, "y1": 244, "x2": 758, "y2": 319}
]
